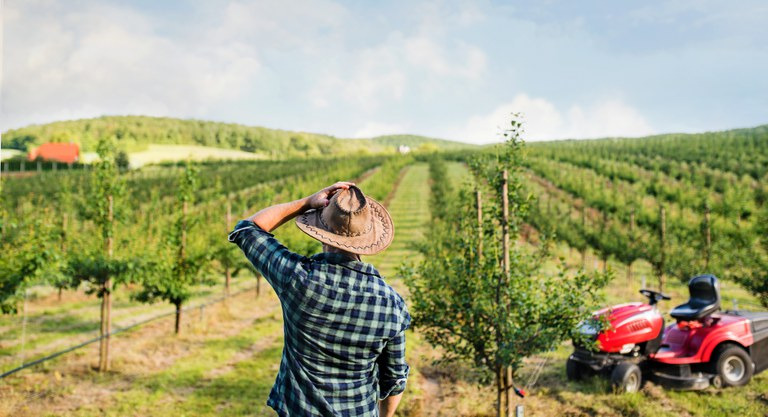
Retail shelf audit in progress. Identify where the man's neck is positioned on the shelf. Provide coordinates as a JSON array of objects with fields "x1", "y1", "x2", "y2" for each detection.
[{"x1": 324, "y1": 247, "x2": 361, "y2": 262}]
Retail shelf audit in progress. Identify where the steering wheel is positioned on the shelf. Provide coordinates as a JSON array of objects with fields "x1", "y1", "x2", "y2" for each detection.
[{"x1": 639, "y1": 289, "x2": 671, "y2": 306}]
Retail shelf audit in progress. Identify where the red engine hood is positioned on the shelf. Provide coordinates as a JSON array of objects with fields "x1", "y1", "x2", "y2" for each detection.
[{"x1": 594, "y1": 302, "x2": 664, "y2": 353}]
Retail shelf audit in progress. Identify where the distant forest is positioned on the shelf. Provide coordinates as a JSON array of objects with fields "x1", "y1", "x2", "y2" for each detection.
[{"x1": 1, "y1": 116, "x2": 472, "y2": 158}]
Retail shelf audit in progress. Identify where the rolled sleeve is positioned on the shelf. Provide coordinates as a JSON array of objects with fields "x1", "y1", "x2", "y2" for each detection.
[
  {"x1": 228, "y1": 220, "x2": 306, "y2": 296},
  {"x1": 377, "y1": 309, "x2": 411, "y2": 399}
]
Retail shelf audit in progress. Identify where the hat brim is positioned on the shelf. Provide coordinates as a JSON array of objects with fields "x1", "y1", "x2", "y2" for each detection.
[{"x1": 295, "y1": 197, "x2": 394, "y2": 255}]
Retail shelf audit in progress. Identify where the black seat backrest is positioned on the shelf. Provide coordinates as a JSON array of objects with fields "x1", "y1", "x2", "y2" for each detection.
[{"x1": 670, "y1": 274, "x2": 721, "y2": 321}]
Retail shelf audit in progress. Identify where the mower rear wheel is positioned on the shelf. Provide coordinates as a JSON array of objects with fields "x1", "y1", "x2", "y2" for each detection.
[
  {"x1": 611, "y1": 363, "x2": 642, "y2": 393},
  {"x1": 566, "y1": 357, "x2": 586, "y2": 381},
  {"x1": 713, "y1": 345, "x2": 753, "y2": 387}
]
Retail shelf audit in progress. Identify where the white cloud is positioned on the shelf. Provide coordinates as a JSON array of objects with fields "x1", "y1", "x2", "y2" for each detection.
[
  {"x1": 2, "y1": 1, "x2": 261, "y2": 129},
  {"x1": 450, "y1": 94, "x2": 656, "y2": 143},
  {"x1": 308, "y1": 31, "x2": 486, "y2": 111}
]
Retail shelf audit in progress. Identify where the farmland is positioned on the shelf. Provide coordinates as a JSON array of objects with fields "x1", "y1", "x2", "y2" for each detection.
[{"x1": 1, "y1": 120, "x2": 768, "y2": 416}]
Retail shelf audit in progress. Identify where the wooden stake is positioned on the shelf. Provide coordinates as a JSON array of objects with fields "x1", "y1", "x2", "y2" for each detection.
[
  {"x1": 226, "y1": 196, "x2": 232, "y2": 296},
  {"x1": 476, "y1": 189, "x2": 483, "y2": 260},
  {"x1": 704, "y1": 203, "x2": 711, "y2": 269},
  {"x1": 659, "y1": 205, "x2": 666, "y2": 293},
  {"x1": 502, "y1": 170, "x2": 510, "y2": 277},
  {"x1": 628, "y1": 208, "x2": 635, "y2": 284},
  {"x1": 176, "y1": 200, "x2": 188, "y2": 335},
  {"x1": 602, "y1": 210, "x2": 608, "y2": 273},
  {"x1": 506, "y1": 366, "x2": 513, "y2": 417},
  {"x1": 580, "y1": 205, "x2": 586, "y2": 268},
  {"x1": 501, "y1": 170, "x2": 511, "y2": 417}
]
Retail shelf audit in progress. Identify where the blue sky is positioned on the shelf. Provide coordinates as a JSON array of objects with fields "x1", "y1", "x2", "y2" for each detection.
[{"x1": 2, "y1": 0, "x2": 767, "y2": 143}]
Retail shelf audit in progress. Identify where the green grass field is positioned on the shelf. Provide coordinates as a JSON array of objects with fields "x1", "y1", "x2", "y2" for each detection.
[{"x1": 129, "y1": 144, "x2": 266, "y2": 167}]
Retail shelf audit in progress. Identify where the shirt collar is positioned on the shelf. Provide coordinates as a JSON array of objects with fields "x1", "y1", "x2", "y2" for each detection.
[{"x1": 310, "y1": 252, "x2": 381, "y2": 276}]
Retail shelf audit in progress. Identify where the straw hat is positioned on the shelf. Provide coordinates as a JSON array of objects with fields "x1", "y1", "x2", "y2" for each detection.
[{"x1": 296, "y1": 186, "x2": 394, "y2": 255}]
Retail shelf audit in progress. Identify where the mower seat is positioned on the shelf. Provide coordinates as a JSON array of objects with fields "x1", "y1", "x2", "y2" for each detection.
[{"x1": 670, "y1": 274, "x2": 721, "y2": 321}]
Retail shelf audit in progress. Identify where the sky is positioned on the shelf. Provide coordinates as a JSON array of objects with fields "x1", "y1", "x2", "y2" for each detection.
[{"x1": 2, "y1": 0, "x2": 767, "y2": 143}]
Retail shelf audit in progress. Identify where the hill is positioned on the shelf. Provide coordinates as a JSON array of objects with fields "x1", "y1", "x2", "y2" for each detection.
[
  {"x1": 1, "y1": 115, "x2": 475, "y2": 158},
  {"x1": 368, "y1": 134, "x2": 472, "y2": 150},
  {"x1": 529, "y1": 123, "x2": 768, "y2": 180}
]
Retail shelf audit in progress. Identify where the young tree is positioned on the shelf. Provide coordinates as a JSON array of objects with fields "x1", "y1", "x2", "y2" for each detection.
[
  {"x1": 66, "y1": 137, "x2": 129, "y2": 371},
  {"x1": 403, "y1": 116, "x2": 609, "y2": 417},
  {"x1": 733, "y1": 202, "x2": 768, "y2": 306},
  {"x1": 0, "y1": 212, "x2": 62, "y2": 314},
  {"x1": 134, "y1": 162, "x2": 212, "y2": 334},
  {"x1": 51, "y1": 175, "x2": 78, "y2": 300},
  {"x1": 208, "y1": 197, "x2": 245, "y2": 297}
]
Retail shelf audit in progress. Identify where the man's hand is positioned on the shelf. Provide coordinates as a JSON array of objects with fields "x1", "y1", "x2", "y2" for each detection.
[
  {"x1": 247, "y1": 181, "x2": 355, "y2": 232},
  {"x1": 306, "y1": 182, "x2": 355, "y2": 210}
]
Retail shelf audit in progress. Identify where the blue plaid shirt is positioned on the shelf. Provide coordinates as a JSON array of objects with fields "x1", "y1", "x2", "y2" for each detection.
[{"x1": 229, "y1": 220, "x2": 410, "y2": 416}]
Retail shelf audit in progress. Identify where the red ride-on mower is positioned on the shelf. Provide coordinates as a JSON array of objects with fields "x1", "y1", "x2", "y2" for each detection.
[{"x1": 566, "y1": 274, "x2": 768, "y2": 392}]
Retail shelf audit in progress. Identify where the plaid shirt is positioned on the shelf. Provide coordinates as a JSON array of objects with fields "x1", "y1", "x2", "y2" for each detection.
[{"x1": 229, "y1": 220, "x2": 410, "y2": 417}]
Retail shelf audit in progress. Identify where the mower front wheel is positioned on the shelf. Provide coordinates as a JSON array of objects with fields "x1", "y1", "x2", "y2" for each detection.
[
  {"x1": 611, "y1": 363, "x2": 642, "y2": 393},
  {"x1": 713, "y1": 345, "x2": 753, "y2": 387},
  {"x1": 566, "y1": 357, "x2": 586, "y2": 381}
]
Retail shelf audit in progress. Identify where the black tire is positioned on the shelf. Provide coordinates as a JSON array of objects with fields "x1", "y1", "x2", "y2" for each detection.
[
  {"x1": 712, "y1": 345, "x2": 753, "y2": 387},
  {"x1": 611, "y1": 362, "x2": 642, "y2": 393},
  {"x1": 566, "y1": 357, "x2": 584, "y2": 381}
]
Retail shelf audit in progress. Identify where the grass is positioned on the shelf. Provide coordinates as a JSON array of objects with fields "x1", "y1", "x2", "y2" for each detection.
[
  {"x1": 0, "y1": 276, "x2": 256, "y2": 368},
  {"x1": 368, "y1": 163, "x2": 431, "y2": 276},
  {"x1": 69, "y1": 314, "x2": 284, "y2": 417}
]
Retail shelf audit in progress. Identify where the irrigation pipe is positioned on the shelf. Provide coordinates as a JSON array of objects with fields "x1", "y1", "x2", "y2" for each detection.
[{"x1": 0, "y1": 285, "x2": 258, "y2": 379}]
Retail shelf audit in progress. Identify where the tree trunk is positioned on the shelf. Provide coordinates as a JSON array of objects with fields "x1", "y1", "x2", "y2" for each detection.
[
  {"x1": 175, "y1": 301, "x2": 183, "y2": 335},
  {"x1": 99, "y1": 194, "x2": 114, "y2": 372},
  {"x1": 496, "y1": 366, "x2": 504, "y2": 417},
  {"x1": 104, "y1": 287, "x2": 112, "y2": 371},
  {"x1": 225, "y1": 266, "x2": 231, "y2": 297}
]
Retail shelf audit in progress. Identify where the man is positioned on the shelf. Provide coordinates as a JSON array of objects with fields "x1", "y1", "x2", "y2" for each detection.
[{"x1": 228, "y1": 182, "x2": 410, "y2": 417}]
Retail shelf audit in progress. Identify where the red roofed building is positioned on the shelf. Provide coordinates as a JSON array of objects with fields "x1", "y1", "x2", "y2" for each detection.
[{"x1": 28, "y1": 143, "x2": 80, "y2": 164}]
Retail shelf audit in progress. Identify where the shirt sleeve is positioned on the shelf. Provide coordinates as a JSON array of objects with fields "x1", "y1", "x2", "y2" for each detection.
[
  {"x1": 228, "y1": 219, "x2": 306, "y2": 296},
  {"x1": 377, "y1": 307, "x2": 411, "y2": 399}
]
